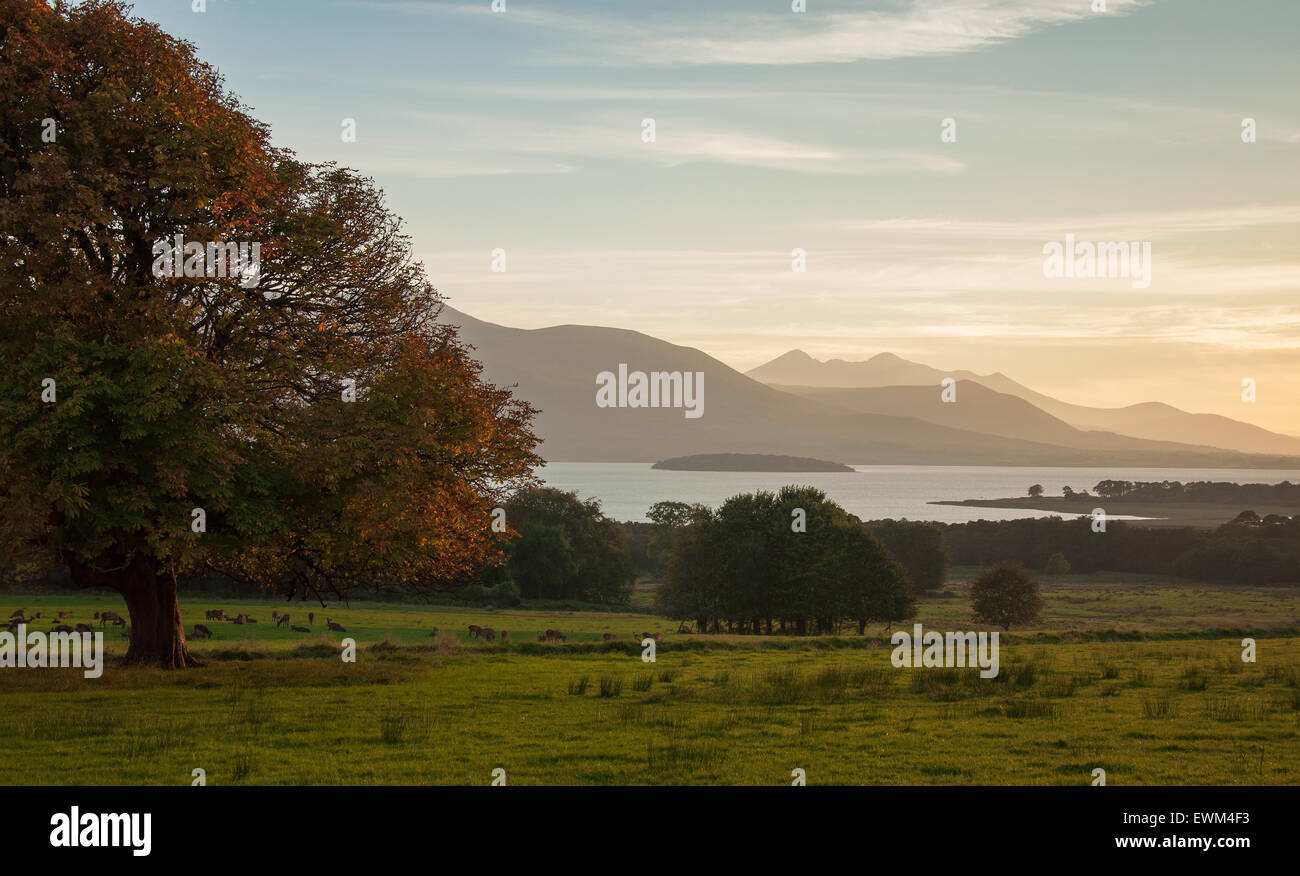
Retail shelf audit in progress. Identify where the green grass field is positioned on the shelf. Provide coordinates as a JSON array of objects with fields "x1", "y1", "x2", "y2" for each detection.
[{"x1": 2, "y1": 573, "x2": 1299, "y2": 785}]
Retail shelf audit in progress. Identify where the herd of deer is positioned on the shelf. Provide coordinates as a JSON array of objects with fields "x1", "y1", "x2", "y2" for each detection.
[
  {"x1": 5, "y1": 608, "x2": 128, "y2": 637},
  {"x1": 601, "y1": 632, "x2": 663, "y2": 642},
  {"x1": 9, "y1": 606, "x2": 665, "y2": 649},
  {"x1": 191, "y1": 609, "x2": 347, "y2": 640}
]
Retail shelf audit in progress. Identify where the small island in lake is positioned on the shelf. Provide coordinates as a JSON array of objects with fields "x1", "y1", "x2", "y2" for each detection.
[{"x1": 652, "y1": 453, "x2": 856, "y2": 473}]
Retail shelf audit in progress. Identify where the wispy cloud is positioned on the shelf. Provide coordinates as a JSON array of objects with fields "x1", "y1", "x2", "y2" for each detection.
[
  {"x1": 829, "y1": 205, "x2": 1300, "y2": 239},
  {"x1": 378, "y1": 110, "x2": 962, "y2": 174},
  {"x1": 359, "y1": 0, "x2": 1149, "y2": 66}
]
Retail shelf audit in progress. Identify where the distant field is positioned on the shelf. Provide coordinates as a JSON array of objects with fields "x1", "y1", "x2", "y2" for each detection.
[
  {"x1": 931, "y1": 497, "x2": 1298, "y2": 528},
  {"x1": 2, "y1": 573, "x2": 1298, "y2": 785}
]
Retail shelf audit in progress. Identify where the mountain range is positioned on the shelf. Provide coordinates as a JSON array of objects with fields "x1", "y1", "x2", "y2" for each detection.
[
  {"x1": 750, "y1": 350, "x2": 1300, "y2": 457},
  {"x1": 439, "y1": 305, "x2": 1300, "y2": 468}
]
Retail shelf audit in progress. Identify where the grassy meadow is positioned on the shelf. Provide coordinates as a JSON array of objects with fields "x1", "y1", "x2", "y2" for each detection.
[{"x1": 2, "y1": 572, "x2": 1299, "y2": 785}]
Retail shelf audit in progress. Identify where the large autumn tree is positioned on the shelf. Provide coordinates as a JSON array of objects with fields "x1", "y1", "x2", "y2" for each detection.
[{"x1": 0, "y1": 0, "x2": 540, "y2": 666}]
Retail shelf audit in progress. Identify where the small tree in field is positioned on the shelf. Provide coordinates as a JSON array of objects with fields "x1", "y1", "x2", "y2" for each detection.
[
  {"x1": 1027, "y1": 484, "x2": 1043, "y2": 498},
  {"x1": 969, "y1": 562, "x2": 1043, "y2": 630},
  {"x1": 1044, "y1": 552, "x2": 1070, "y2": 576}
]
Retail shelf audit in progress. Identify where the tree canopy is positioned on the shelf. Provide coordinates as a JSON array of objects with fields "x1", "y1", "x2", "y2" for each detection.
[
  {"x1": 969, "y1": 562, "x2": 1043, "y2": 630},
  {"x1": 655, "y1": 486, "x2": 914, "y2": 635},
  {"x1": 0, "y1": 0, "x2": 539, "y2": 666},
  {"x1": 494, "y1": 487, "x2": 634, "y2": 604}
]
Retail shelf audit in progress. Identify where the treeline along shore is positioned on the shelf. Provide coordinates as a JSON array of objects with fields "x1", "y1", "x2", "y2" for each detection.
[
  {"x1": 934, "y1": 479, "x2": 1300, "y2": 529},
  {"x1": 9, "y1": 484, "x2": 1298, "y2": 620}
]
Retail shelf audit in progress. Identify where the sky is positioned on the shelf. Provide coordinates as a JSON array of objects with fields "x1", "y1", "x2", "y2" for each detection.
[{"x1": 126, "y1": 0, "x2": 1300, "y2": 435}]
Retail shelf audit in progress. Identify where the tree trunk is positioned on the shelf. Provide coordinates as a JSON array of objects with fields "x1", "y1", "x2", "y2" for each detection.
[{"x1": 70, "y1": 556, "x2": 202, "y2": 669}]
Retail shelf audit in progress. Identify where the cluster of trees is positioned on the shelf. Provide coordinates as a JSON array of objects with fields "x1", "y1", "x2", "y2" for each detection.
[
  {"x1": 1031, "y1": 480, "x2": 1300, "y2": 504},
  {"x1": 944, "y1": 515, "x2": 1300, "y2": 585},
  {"x1": 653, "y1": 487, "x2": 915, "y2": 634},
  {"x1": 1091, "y1": 480, "x2": 1300, "y2": 503},
  {"x1": 471, "y1": 488, "x2": 634, "y2": 605},
  {"x1": 866, "y1": 520, "x2": 949, "y2": 592}
]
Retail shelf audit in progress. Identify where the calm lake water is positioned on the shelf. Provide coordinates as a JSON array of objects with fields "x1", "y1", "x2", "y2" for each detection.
[{"x1": 537, "y1": 463, "x2": 1300, "y2": 523}]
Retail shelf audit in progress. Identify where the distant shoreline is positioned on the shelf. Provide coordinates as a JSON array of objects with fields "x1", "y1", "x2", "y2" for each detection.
[
  {"x1": 931, "y1": 496, "x2": 1297, "y2": 528},
  {"x1": 652, "y1": 453, "x2": 856, "y2": 473}
]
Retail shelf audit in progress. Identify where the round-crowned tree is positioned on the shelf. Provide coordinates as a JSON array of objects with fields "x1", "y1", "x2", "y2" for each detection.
[
  {"x1": 1044, "y1": 552, "x2": 1070, "y2": 576},
  {"x1": 969, "y1": 562, "x2": 1044, "y2": 630},
  {"x1": 0, "y1": 0, "x2": 540, "y2": 666}
]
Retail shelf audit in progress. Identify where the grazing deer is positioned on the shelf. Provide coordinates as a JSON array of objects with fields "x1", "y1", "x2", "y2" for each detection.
[
  {"x1": 33, "y1": 611, "x2": 42, "y2": 619},
  {"x1": 192, "y1": 624, "x2": 213, "y2": 640},
  {"x1": 271, "y1": 610, "x2": 281, "y2": 620},
  {"x1": 75, "y1": 623, "x2": 94, "y2": 634},
  {"x1": 99, "y1": 610, "x2": 122, "y2": 628},
  {"x1": 205, "y1": 609, "x2": 226, "y2": 621},
  {"x1": 467, "y1": 624, "x2": 483, "y2": 639},
  {"x1": 8, "y1": 609, "x2": 24, "y2": 619},
  {"x1": 479, "y1": 627, "x2": 496, "y2": 642},
  {"x1": 51, "y1": 624, "x2": 73, "y2": 634},
  {"x1": 291, "y1": 625, "x2": 310, "y2": 633},
  {"x1": 231, "y1": 614, "x2": 245, "y2": 625},
  {"x1": 651, "y1": 632, "x2": 662, "y2": 642},
  {"x1": 276, "y1": 614, "x2": 290, "y2": 628},
  {"x1": 326, "y1": 618, "x2": 346, "y2": 633},
  {"x1": 57, "y1": 611, "x2": 70, "y2": 620}
]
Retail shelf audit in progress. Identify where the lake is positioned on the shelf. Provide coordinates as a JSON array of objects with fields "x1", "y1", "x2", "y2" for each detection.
[{"x1": 537, "y1": 463, "x2": 1300, "y2": 523}]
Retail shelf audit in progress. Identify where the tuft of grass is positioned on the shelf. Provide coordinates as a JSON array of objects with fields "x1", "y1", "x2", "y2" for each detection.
[
  {"x1": 567, "y1": 676, "x2": 590, "y2": 696},
  {"x1": 1203, "y1": 698, "x2": 1245, "y2": 722},
  {"x1": 1141, "y1": 696, "x2": 1173, "y2": 719},
  {"x1": 1002, "y1": 700, "x2": 1058, "y2": 720},
  {"x1": 230, "y1": 754, "x2": 251, "y2": 782},
  {"x1": 599, "y1": 676, "x2": 623, "y2": 698},
  {"x1": 379, "y1": 710, "x2": 408, "y2": 744}
]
